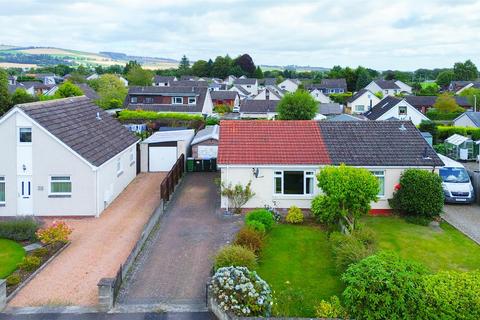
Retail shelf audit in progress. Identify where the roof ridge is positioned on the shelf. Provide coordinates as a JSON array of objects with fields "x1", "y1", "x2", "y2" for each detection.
[{"x1": 16, "y1": 95, "x2": 88, "y2": 109}]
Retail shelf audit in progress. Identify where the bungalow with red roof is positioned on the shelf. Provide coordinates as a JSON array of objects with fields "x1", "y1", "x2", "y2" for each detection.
[{"x1": 218, "y1": 120, "x2": 443, "y2": 213}]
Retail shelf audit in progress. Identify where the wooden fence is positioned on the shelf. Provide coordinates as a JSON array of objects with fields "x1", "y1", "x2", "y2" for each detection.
[{"x1": 160, "y1": 154, "x2": 185, "y2": 202}]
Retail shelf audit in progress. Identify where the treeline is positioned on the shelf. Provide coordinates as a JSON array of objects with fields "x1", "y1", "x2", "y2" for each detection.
[{"x1": 0, "y1": 52, "x2": 73, "y2": 66}]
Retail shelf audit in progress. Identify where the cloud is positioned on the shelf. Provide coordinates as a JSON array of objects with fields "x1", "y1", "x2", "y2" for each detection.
[{"x1": 0, "y1": 0, "x2": 479, "y2": 70}]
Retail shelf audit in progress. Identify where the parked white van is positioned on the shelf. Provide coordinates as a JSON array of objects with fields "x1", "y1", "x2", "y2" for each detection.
[{"x1": 438, "y1": 154, "x2": 475, "y2": 204}]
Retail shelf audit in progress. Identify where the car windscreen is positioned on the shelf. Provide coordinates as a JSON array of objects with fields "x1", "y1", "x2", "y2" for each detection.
[{"x1": 439, "y1": 167, "x2": 470, "y2": 183}]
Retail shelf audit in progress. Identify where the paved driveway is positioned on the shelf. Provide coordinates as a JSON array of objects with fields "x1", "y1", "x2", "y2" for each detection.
[
  {"x1": 117, "y1": 172, "x2": 242, "y2": 309},
  {"x1": 443, "y1": 204, "x2": 480, "y2": 245},
  {"x1": 8, "y1": 173, "x2": 166, "y2": 308}
]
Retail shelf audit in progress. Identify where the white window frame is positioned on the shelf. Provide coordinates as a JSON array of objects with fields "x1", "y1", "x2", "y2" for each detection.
[
  {"x1": 398, "y1": 106, "x2": 407, "y2": 116},
  {"x1": 371, "y1": 170, "x2": 385, "y2": 197},
  {"x1": 188, "y1": 97, "x2": 196, "y2": 105},
  {"x1": 117, "y1": 157, "x2": 123, "y2": 176},
  {"x1": 172, "y1": 97, "x2": 183, "y2": 104},
  {"x1": 273, "y1": 170, "x2": 315, "y2": 196},
  {"x1": 0, "y1": 176, "x2": 5, "y2": 205},
  {"x1": 49, "y1": 176, "x2": 72, "y2": 196},
  {"x1": 19, "y1": 127, "x2": 32, "y2": 144},
  {"x1": 355, "y1": 105, "x2": 365, "y2": 113}
]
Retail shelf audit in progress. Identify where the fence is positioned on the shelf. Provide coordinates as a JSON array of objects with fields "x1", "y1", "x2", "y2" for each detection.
[{"x1": 160, "y1": 154, "x2": 185, "y2": 202}]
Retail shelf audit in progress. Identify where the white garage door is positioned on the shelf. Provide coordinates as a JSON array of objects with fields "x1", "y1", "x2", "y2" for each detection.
[{"x1": 149, "y1": 146, "x2": 177, "y2": 172}]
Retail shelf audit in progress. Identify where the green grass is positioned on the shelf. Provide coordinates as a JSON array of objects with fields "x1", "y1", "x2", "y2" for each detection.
[
  {"x1": 256, "y1": 217, "x2": 480, "y2": 317},
  {"x1": 364, "y1": 216, "x2": 480, "y2": 272},
  {"x1": 255, "y1": 224, "x2": 343, "y2": 317},
  {"x1": 0, "y1": 238, "x2": 25, "y2": 278}
]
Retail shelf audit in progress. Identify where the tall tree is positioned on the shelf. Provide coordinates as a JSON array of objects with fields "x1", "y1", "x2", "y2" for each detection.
[
  {"x1": 178, "y1": 55, "x2": 191, "y2": 76},
  {"x1": 355, "y1": 67, "x2": 371, "y2": 91},
  {"x1": 91, "y1": 74, "x2": 128, "y2": 110},
  {"x1": 459, "y1": 87, "x2": 480, "y2": 111},
  {"x1": 253, "y1": 66, "x2": 264, "y2": 79},
  {"x1": 433, "y1": 93, "x2": 461, "y2": 113},
  {"x1": 0, "y1": 68, "x2": 11, "y2": 115},
  {"x1": 436, "y1": 70, "x2": 455, "y2": 88},
  {"x1": 211, "y1": 56, "x2": 233, "y2": 79},
  {"x1": 453, "y1": 60, "x2": 478, "y2": 81},
  {"x1": 125, "y1": 65, "x2": 153, "y2": 86},
  {"x1": 191, "y1": 60, "x2": 210, "y2": 77},
  {"x1": 277, "y1": 90, "x2": 317, "y2": 120},
  {"x1": 124, "y1": 60, "x2": 141, "y2": 75},
  {"x1": 234, "y1": 54, "x2": 256, "y2": 77}
]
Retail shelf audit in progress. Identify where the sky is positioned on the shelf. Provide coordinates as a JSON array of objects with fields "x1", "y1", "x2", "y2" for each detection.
[{"x1": 0, "y1": 0, "x2": 480, "y2": 70}]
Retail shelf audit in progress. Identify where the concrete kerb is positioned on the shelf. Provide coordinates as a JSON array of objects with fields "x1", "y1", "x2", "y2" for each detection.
[
  {"x1": 0, "y1": 280, "x2": 5, "y2": 312},
  {"x1": 97, "y1": 173, "x2": 187, "y2": 311}
]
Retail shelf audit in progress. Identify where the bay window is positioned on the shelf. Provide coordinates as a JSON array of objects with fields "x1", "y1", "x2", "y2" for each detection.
[{"x1": 274, "y1": 170, "x2": 314, "y2": 195}]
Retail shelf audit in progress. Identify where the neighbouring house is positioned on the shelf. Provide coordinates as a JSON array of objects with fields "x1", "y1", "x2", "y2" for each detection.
[
  {"x1": 0, "y1": 96, "x2": 139, "y2": 217},
  {"x1": 233, "y1": 78, "x2": 258, "y2": 95},
  {"x1": 259, "y1": 78, "x2": 277, "y2": 89},
  {"x1": 365, "y1": 80, "x2": 412, "y2": 96},
  {"x1": 364, "y1": 96, "x2": 429, "y2": 125},
  {"x1": 171, "y1": 80, "x2": 209, "y2": 88},
  {"x1": 453, "y1": 112, "x2": 480, "y2": 128},
  {"x1": 8, "y1": 75, "x2": 17, "y2": 85},
  {"x1": 346, "y1": 89, "x2": 381, "y2": 114},
  {"x1": 191, "y1": 124, "x2": 219, "y2": 159},
  {"x1": 125, "y1": 86, "x2": 214, "y2": 115},
  {"x1": 239, "y1": 100, "x2": 279, "y2": 119},
  {"x1": 31, "y1": 73, "x2": 56, "y2": 85},
  {"x1": 208, "y1": 81, "x2": 227, "y2": 91},
  {"x1": 7, "y1": 83, "x2": 26, "y2": 95},
  {"x1": 318, "y1": 103, "x2": 343, "y2": 118},
  {"x1": 152, "y1": 75, "x2": 177, "y2": 86},
  {"x1": 230, "y1": 84, "x2": 252, "y2": 99},
  {"x1": 278, "y1": 79, "x2": 301, "y2": 93},
  {"x1": 225, "y1": 75, "x2": 237, "y2": 86},
  {"x1": 253, "y1": 87, "x2": 282, "y2": 100},
  {"x1": 449, "y1": 81, "x2": 480, "y2": 94},
  {"x1": 307, "y1": 78, "x2": 347, "y2": 95},
  {"x1": 20, "y1": 81, "x2": 54, "y2": 95},
  {"x1": 309, "y1": 88, "x2": 331, "y2": 103},
  {"x1": 77, "y1": 83, "x2": 100, "y2": 100},
  {"x1": 217, "y1": 120, "x2": 442, "y2": 212},
  {"x1": 210, "y1": 91, "x2": 240, "y2": 108},
  {"x1": 404, "y1": 95, "x2": 471, "y2": 114},
  {"x1": 139, "y1": 129, "x2": 195, "y2": 172}
]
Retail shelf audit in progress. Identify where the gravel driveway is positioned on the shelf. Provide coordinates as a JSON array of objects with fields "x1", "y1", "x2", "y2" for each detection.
[
  {"x1": 117, "y1": 172, "x2": 242, "y2": 309},
  {"x1": 8, "y1": 173, "x2": 166, "y2": 308},
  {"x1": 443, "y1": 204, "x2": 480, "y2": 244}
]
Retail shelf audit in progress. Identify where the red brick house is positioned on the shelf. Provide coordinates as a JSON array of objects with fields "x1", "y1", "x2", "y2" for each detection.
[{"x1": 210, "y1": 91, "x2": 240, "y2": 108}]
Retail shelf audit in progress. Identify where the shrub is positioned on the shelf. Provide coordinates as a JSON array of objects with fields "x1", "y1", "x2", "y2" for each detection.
[
  {"x1": 210, "y1": 266, "x2": 273, "y2": 316},
  {"x1": 18, "y1": 255, "x2": 41, "y2": 272},
  {"x1": 214, "y1": 245, "x2": 257, "y2": 270},
  {"x1": 389, "y1": 169, "x2": 444, "y2": 219},
  {"x1": 421, "y1": 271, "x2": 480, "y2": 319},
  {"x1": 118, "y1": 110, "x2": 204, "y2": 122},
  {"x1": 351, "y1": 226, "x2": 377, "y2": 248},
  {"x1": 214, "y1": 104, "x2": 232, "y2": 114},
  {"x1": 277, "y1": 90, "x2": 318, "y2": 120},
  {"x1": 245, "y1": 209, "x2": 274, "y2": 232},
  {"x1": 0, "y1": 217, "x2": 40, "y2": 241},
  {"x1": 206, "y1": 116, "x2": 220, "y2": 125},
  {"x1": 32, "y1": 247, "x2": 49, "y2": 258},
  {"x1": 220, "y1": 181, "x2": 255, "y2": 215},
  {"x1": 329, "y1": 231, "x2": 376, "y2": 271},
  {"x1": 245, "y1": 220, "x2": 266, "y2": 234},
  {"x1": 285, "y1": 206, "x2": 304, "y2": 224},
  {"x1": 234, "y1": 227, "x2": 264, "y2": 253},
  {"x1": 36, "y1": 221, "x2": 72, "y2": 245},
  {"x1": 342, "y1": 251, "x2": 429, "y2": 320},
  {"x1": 426, "y1": 108, "x2": 463, "y2": 121},
  {"x1": 436, "y1": 125, "x2": 480, "y2": 142},
  {"x1": 6, "y1": 274, "x2": 21, "y2": 286},
  {"x1": 315, "y1": 296, "x2": 348, "y2": 319}
]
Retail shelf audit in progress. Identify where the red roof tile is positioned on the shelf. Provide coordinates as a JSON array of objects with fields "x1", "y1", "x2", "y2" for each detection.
[{"x1": 218, "y1": 120, "x2": 331, "y2": 165}]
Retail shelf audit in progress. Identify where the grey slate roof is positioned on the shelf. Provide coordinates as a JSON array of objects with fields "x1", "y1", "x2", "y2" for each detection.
[
  {"x1": 210, "y1": 90, "x2": 239, "y2": 100},
  {"x1": 318, "y1": 103, "x2": 343, "y2": 115},
  {"x1": 364, "y1": 96, "x2": 402, "y2": 120},
  {"x1": 347, "y1": 89, "x2": 368, "y2": 103},
  {"x1": 263, "y1": 78, "x2": 277, "y2": 86},
  {"x1": 170, "y1": 80, "x2": 208, "y2": 87},
  {"x1": 77, "y1": 83, "x2": 99, "y2": 100},
  {"x1": 318, "y1": 121, "x2": 443, "y2": 167},
  {"x1": 320, "y1": 78, "x2": 347, "y2": 89},
  {"x1": 8, "y1": 83, "x2": 25, "y2": 94},
  {"x1": 17, "y1": 96, "x2": 138, "y2": 167},
  {"x1": 153, "y1": 75, "x2": 176, "y2": 83},
  {"x1": 232, "y1": 85, "x2": 250, "y2": 96},
  {"x1": 126, "y1": 86, "x2": 208, "y2": 113},
  {"x1": 240, "y1": 99, "x2": 279, "y2": 113},
  {"x1": 191, "y1": 125, "x2": 219, "y2": 145},
  {"x1": 458, "y1": 112, "x2": 480, "y2": 127},
  {"x1": 373, "y1": 80, "x2": 400, "y2": 90},
  {"x1": 326, "y1": 114, "x2": 364, "y2": 121},
  {"x1": 405, "y1": 95, "x2": 471, "y2": 108},
  {"x1": 234, "y1": 78, "x2": 257, "y2": 85}
]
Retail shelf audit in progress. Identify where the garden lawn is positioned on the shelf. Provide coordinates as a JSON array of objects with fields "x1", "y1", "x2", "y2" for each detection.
[
  {"x1": 255, "y1": 224, "x2": 343, "y2": 317},
  {"x1": 363, "y1": 216, "x2": 480, "y2": 272},
  {"x1": 0, "y1": 239, "x2": 25, "y2": 278}
]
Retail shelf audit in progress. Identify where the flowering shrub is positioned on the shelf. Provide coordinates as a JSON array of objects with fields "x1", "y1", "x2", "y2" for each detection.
[
  {"x1": 210, "y1": 266, "x2": 273, "y2": 317},
  {"x1": 36, "y1": 221, "x2": 72, "y2": 245}
]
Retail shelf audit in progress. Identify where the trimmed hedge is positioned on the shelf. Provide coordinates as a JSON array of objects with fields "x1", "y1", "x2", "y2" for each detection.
[
  {"x1": 245, "y1": 209, "x2": 275, "y2": 232},
  {"x1": 117, "y1": 110, "x2": 204, "y2": 121},
  {"x1": 437, "y1": 125, "x2": 480, "y2": 141},
  {"x1": 426, "y1": 109, "x2": 463, "y2": 121},
  {"x1": 0, "y1": 217, "x2": 40, "y2": 241}
]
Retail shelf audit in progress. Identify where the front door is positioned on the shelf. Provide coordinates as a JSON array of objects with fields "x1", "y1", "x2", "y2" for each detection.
[{"x1": 17, "y1": 176, "x2": 33, "y2": 215}]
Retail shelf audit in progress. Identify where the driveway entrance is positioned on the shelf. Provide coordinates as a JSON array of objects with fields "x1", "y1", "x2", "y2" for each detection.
[
  {"x1": 117, "y1": 172, "x2": 242, "y2": 310},
  {"x1": 443, "y1": 204, "x2": 480, "y2": 244}
]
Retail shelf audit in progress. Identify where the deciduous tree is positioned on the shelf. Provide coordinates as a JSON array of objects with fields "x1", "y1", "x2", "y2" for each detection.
[
  {"x1": 433, "y1": 93, "x2": 462, "y2": 113},
  {"x1": 277, "y1": 90, "x2": 317, "y2": 120}
]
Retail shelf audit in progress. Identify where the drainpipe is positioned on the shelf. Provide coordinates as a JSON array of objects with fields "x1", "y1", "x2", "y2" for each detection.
[{"x1": 225, "y1": 165, "x2": 229, "y2": 213}]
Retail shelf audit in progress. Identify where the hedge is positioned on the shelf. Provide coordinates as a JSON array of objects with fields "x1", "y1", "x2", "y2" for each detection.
[
  {"x1": 437, "y1": 125, "x2": 480, "y2": 141},
  {"x1": 117, "y1": 110, "x2": 204, "y2": 122},
  {"x1": 426, "y1": 109, "x2": 463, "y2": 121}
]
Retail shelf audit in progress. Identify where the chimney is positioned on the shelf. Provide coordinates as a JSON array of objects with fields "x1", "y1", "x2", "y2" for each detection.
[{"x1": 96, "y1": 112, "x2": 102, "y2": 121}]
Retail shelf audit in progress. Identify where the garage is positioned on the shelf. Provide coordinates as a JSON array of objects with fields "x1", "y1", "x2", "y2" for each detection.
[{"x1": 140, "y1": 129, "x2": 195, "y2": 172}]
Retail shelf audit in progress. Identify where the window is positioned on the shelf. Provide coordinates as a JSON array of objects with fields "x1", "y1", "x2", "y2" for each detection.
[
  {"x1": 19, "y1": 128, "x2": 32, "y2": 143},
  {"x1": 0, "y1": 176, "x2": 5, "y2": 204},
  {"x1": 355, "y1": 105, "x2": 365, "y2": 113},
  {"x1": 130, "y1": 96, "x2": 137, "y2": 104},
  {"x1": 172, "y1": 97, "x2": 183, "y2": 104},
  {"x1": 398, "y1": 106, "x2": 407, "y2": 116},
  {"x1": 371, "y1": 170, "x2": 385, "y2": 197},
  {"x1": 274, "y1": 171, "x2": 314, "y2": 195},
  {"x1": 246, "y1": 85, "x2": 251, "y2": 88},
  {"x1": 188, "y1": 97, "x2": 196, "y2": 104},
  {"x1": 50, "y1": 176, "x2": 71, "y2": 195},
  {"x1": 117, "y1": 157, "x2": 123, "y2": 175},
  {"x1": 130, "y1": 148, "x2": 135, "y2": 165},
  {"x1": 145, "y1": 97, "x2": 154, "y2": 104},
  {"x1": 330, "y1": 89, "x2": 335, "y2": 93}
]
